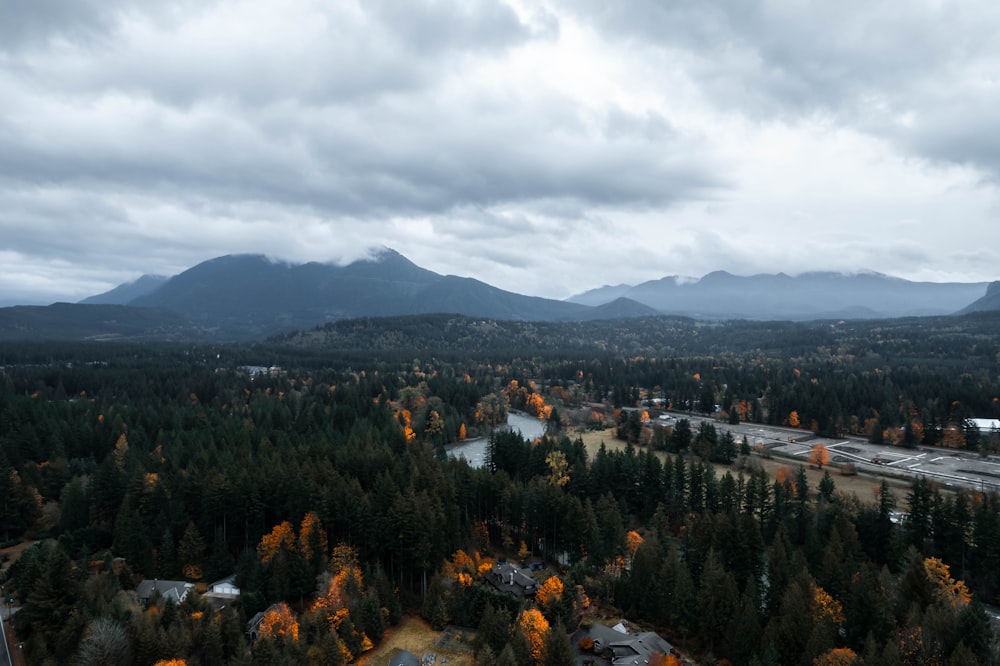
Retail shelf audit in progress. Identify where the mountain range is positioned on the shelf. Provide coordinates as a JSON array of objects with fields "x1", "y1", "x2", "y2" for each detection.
[
  {"x1": 568, "y1": 271, "x2": 994, "y2": 320},
  {"x1": 0, "y1": 248, "x2": 997, "y2": 341}
]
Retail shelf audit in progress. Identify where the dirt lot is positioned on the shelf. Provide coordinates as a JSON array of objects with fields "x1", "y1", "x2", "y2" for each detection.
[
  {"x1": 358, "y1": 616, "x2": 475, "y2": 666},
  {"x1": 0, "y1": 539, "x2": 42, "y2": 575},
  {"x1": 575, "y1": 427, "x2": 911, "y2": 507}
]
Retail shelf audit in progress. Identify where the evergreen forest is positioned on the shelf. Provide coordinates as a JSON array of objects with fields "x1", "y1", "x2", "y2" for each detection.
[{"x1": 1, "y1": 311, "x2": 1000, "y2": 665}]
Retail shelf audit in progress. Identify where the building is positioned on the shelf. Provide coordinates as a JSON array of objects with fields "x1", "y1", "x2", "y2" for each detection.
[
  {"x1": 203, "y1": 575, "x2": 240, "y2": 608},
  {"x1": 388, "y1": 650, "x2": 420, "y2": 666},
  {"x1": 589, "y1": 621, "x2": 673, "y2": 666},
  {"x1": 208, "y1": 575, "x2": 240, "y2": 597},
  {"x1": 486, "y1": 561, "x2": 538, "y2": 596},
  {"x1": 135, "y1": 579, "x2": 194, "y2": 605},
  {"x1": 969, "y1": 418, "x2": 1000, "y2": 432}
]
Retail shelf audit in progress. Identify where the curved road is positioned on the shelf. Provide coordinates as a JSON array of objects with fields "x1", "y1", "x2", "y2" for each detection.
[{"x1": 0, "y1": 613, "x2": 12, "y2": 666}]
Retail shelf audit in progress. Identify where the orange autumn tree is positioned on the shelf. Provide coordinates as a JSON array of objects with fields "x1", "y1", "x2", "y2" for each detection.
[
  {"x1": 535, "y1": 575, "x2": 564, "y2": 608},
  {"x1": 923, "y1": 557, "x2": 972, "y2": 609},
  {"x1": 447, "y1": 549, "x2": 481, "y2": 588},
  {"x1": 626, "y1": 530, "x2": 643, "y2": 561},
  {"x1": 299, "y1": 511, "x2": 329, "y2": 572},
  {"x1": 153, "y1": 661, "x2": 188, "y2": 666},
  {"x1": 787, "y1": 410, "x2": 801, "y2": 428},
  {"x1": 313, "y1": 543, "x2": 364, "y2": 630},
  {"x1": 814, "y1": 647, "x2": 859, "y2": 666},
  {"x1": 649, "y1": 654, "x2": 682, "y2": 666},
  {"x1": 810, "y1": 583, "x2": 845, "y2": 625},
  {"x1": 257, "y1": 521, "x2": 296, "y2": 564},
  {"x1": 517, "y1": 609, "x2": 550, "y2": 664},
  {"x1": 546, "y1": 450, "x2": 570, "y2": 487},
  {"x1": 775, "y1": 466, "x2": 795, "y2": 487},
  {"x1": 312, "y1": 567, "x2": 363, "y2": 630},
  {"x1": 259, "y1": 602, "x2": 300, "y2": 642},
  {"x1": 399, "y1": 409, "x2": 417, "y2": 442},
  {"x1": 809, "y1": 444, "x2": 830, "y2": 468}
]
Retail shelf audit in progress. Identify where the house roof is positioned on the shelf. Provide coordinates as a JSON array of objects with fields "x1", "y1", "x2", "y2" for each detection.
[
  {"x1": 247, "y1": 603, "x2": 294, "y2": 636},
  {"x1": 210, "y1": 574, "x2": 237, "y2": 587},
  {"x1": 609, "y1": 631, "x2": 673, "y2": 664},
  {"x1": 487, "y1": 562, "x2": 538, "y2": 596},
  {"x1": 388, "y1": 649, "x2": 421, "y2": 666},
  {"x1": 135, "y1": 579, "x2": 194, "y2": 604},
  {"x1": 589, "y1": 622, "x2": 628, "y2": 649},
  {"x1": 969, "y1": 418, "x2": 1000, "y2": 432},
  {"x1": 589, "y1": 623, "x2": 672, "y2": 666}
]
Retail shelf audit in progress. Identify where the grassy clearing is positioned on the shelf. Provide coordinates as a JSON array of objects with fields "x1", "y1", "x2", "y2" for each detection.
[
  {"x1": 575, "y1": 427, "x2": 911, "y2": 506},
  {"x1": 358, "y1": 616, "x2": 475, "y2": 666}
]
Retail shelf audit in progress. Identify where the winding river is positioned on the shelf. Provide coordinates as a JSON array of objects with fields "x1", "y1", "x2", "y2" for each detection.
[{"x1": 445, "y1": 412, "x2": 547, "y2": 468}]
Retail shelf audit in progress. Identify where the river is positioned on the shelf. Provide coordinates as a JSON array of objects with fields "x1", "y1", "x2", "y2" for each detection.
[{"x1": 445, "y1": 412, "x2": 548, "y2": 468}]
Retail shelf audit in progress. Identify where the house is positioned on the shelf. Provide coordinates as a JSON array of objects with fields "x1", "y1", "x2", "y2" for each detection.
[
  {"x1": 247, "y1": 603, "x2": 293, "y2": 641},
  {"x1": 486, "y1": 561, "x2": 538, "y2": 596},
  {"x1": 203, "y1": 575, "x2": 240, "y2": 608},
  {"x1": 208, "y1": 575, "x2": 240, "y2": 597},
  {"x1": 388, "y1": 649, "x2": 420, "y2": 666},
  {"x1": 135, "y1": 579, "x2": 195, "y2": 605},
  {"x1": 589, "y1": 622, "x2": 673, "y2": 666},
  {"x1": 969, "y1": 418, "x2": 1000, "y2": 432}
]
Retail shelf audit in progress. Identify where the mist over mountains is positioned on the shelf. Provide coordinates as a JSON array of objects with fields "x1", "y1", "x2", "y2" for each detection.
[
  {"x1": 0, "y1": 248, "x2": 997, "y2": 341},
  {"x1": 569, "y1": 271, "x2": 992, "y2": 320}
]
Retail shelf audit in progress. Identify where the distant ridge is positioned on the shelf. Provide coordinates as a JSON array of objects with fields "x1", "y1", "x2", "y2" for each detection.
[
  {"x1": 80, "y1": 274, "x2": 169, "y2": 305},
  {"x1": 960, "y1": 281, "x2": 1000, "y2": 314},
  {"x1": 0, "y1": 303, "x2": 201, "y2": 341},
  {"x1": 568, "y1": 270, "x2": 990, "y2": 320},
  {"x1": 117, "y1": 250, "x2": 599, "y2": 337},
  {"x1": 2, "y1": 250, "x2": 990, "y2": 341}
]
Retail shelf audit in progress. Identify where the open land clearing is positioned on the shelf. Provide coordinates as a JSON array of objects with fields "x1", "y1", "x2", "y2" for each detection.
[
  {"x1": 577, "y1": 426, "x2": 916, "y2": 507},
  {"x1": 357, "y1": 616, "x2": 474, "y2": 666}
]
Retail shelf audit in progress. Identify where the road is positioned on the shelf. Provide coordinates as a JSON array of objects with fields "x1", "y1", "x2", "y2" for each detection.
[
  {"x1": 0, "y1": 611, "x2": 12, "y2": 666},
  {"x1": 660, "y1": 411, "x2": 1000, "y2": 493}
]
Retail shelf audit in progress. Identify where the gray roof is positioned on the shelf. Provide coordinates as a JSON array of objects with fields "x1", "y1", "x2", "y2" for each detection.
[
  {"x1": 135, "y1": 579, "x2": 194, "y2": 604},
  {"x1": 487, "y1": 562, "x2": 538, "y2": 596},
  {"x1": 590, "y1": 623, "x2": 672, "y2": 666},
  {"x1": 388, "y1": 649, "x2": 420, "y2": 666}
]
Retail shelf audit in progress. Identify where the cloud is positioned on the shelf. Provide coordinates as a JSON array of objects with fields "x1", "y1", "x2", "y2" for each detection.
[
  {"x1": 0, "y1": 0, "x2": 998, "y2": 305},
  {"x1": 563, "y1": 0, "x2": 1000, "y2": 179}
]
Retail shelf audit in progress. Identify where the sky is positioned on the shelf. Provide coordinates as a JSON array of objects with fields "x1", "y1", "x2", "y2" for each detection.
[{"x1": 2, "y1": 0, "x2": 1000, "y2": 306}]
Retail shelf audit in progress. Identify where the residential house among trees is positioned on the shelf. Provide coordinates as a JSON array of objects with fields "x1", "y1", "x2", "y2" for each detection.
[
  {"x1": 486, "y1": 561, "x2": 538, "y2": 596},
  {"x1": 135, "y1": 579, "x2": 195, "y2": 605},
  {"x1": 388, "y1": 649, "x2": 420, "y2": 666},
  {"x1": 589, "y1": 622, "x2": 673, "y2": 666}
]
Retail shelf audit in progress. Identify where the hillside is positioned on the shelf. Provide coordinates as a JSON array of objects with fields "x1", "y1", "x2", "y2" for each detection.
[
  {"x1": 569, "y1": 270, "x2": 990, "y2": 319},
  {"x1": 0, "y1": 303, "x2": 203, "y2": 341},
  {"x1": 79, "y1": 274, "x2": 169, "y2": 305},
  {"x1": 123, "y1": 250, "x2": 592, "y2": 337},
  {"x1": 960, "y1": 281, "x2": 1000, "y2": 313}
]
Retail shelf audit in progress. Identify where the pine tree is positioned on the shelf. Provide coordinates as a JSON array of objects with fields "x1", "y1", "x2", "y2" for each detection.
[{"x1": 541, "y1": 622, "x2": 575, "y2": 666}]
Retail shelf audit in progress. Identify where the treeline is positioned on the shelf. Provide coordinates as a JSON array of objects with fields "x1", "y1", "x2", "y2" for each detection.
[{"x1": 0, "y1": 334, "x2": 999, "y2": 663}]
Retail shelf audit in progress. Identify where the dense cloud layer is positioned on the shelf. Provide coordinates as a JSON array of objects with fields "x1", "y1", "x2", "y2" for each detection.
[{"x1": 1, "y1": 0, "x2": 998, "y2": 305}]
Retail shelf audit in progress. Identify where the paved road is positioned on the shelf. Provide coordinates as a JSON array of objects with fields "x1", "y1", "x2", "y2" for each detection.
[
  {"x1": 661, "y1": 411, "x2": 1000, "y2": 493},
  {"x1": 0, "y1": 613, "x2": 13, "y2": 666}
]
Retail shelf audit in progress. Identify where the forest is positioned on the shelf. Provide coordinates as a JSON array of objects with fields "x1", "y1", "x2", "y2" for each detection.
[{"x1": 1, "y1": 311, "x2": 1000, "y2": 665}]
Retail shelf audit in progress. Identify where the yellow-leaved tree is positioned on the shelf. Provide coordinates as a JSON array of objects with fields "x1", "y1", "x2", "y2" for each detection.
[
  {"x1": 535, "y1": 575, "x2": 564, "y2": 609},
  {"x1": 517, "y1": 608, "x2": 550, "y2": 664},
  {"x1": 257, "y1": 521, "x2": 296, "y2": 565},
  {"x1": 809, "y1": 444, "x2": 830, "y2": 468},
  {"x1": 259, "y1": 602, "x2": 299, "y2": 642},
  {"x1": 298, "y1": 511, "x2": 329, "y2": 572},
  {"x1": 923, "y1": 557, "x2": 971, "y2": 609}
]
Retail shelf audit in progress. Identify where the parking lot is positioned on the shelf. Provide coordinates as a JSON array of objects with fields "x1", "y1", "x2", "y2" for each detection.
[{"x1": 663, "y1": 412, "x2": 1000, "y2": 493}]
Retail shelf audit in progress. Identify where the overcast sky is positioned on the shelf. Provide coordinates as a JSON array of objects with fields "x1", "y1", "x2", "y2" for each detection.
[{"x1": 3, "y1": 0, "x2": 1000, "y2": 306}]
